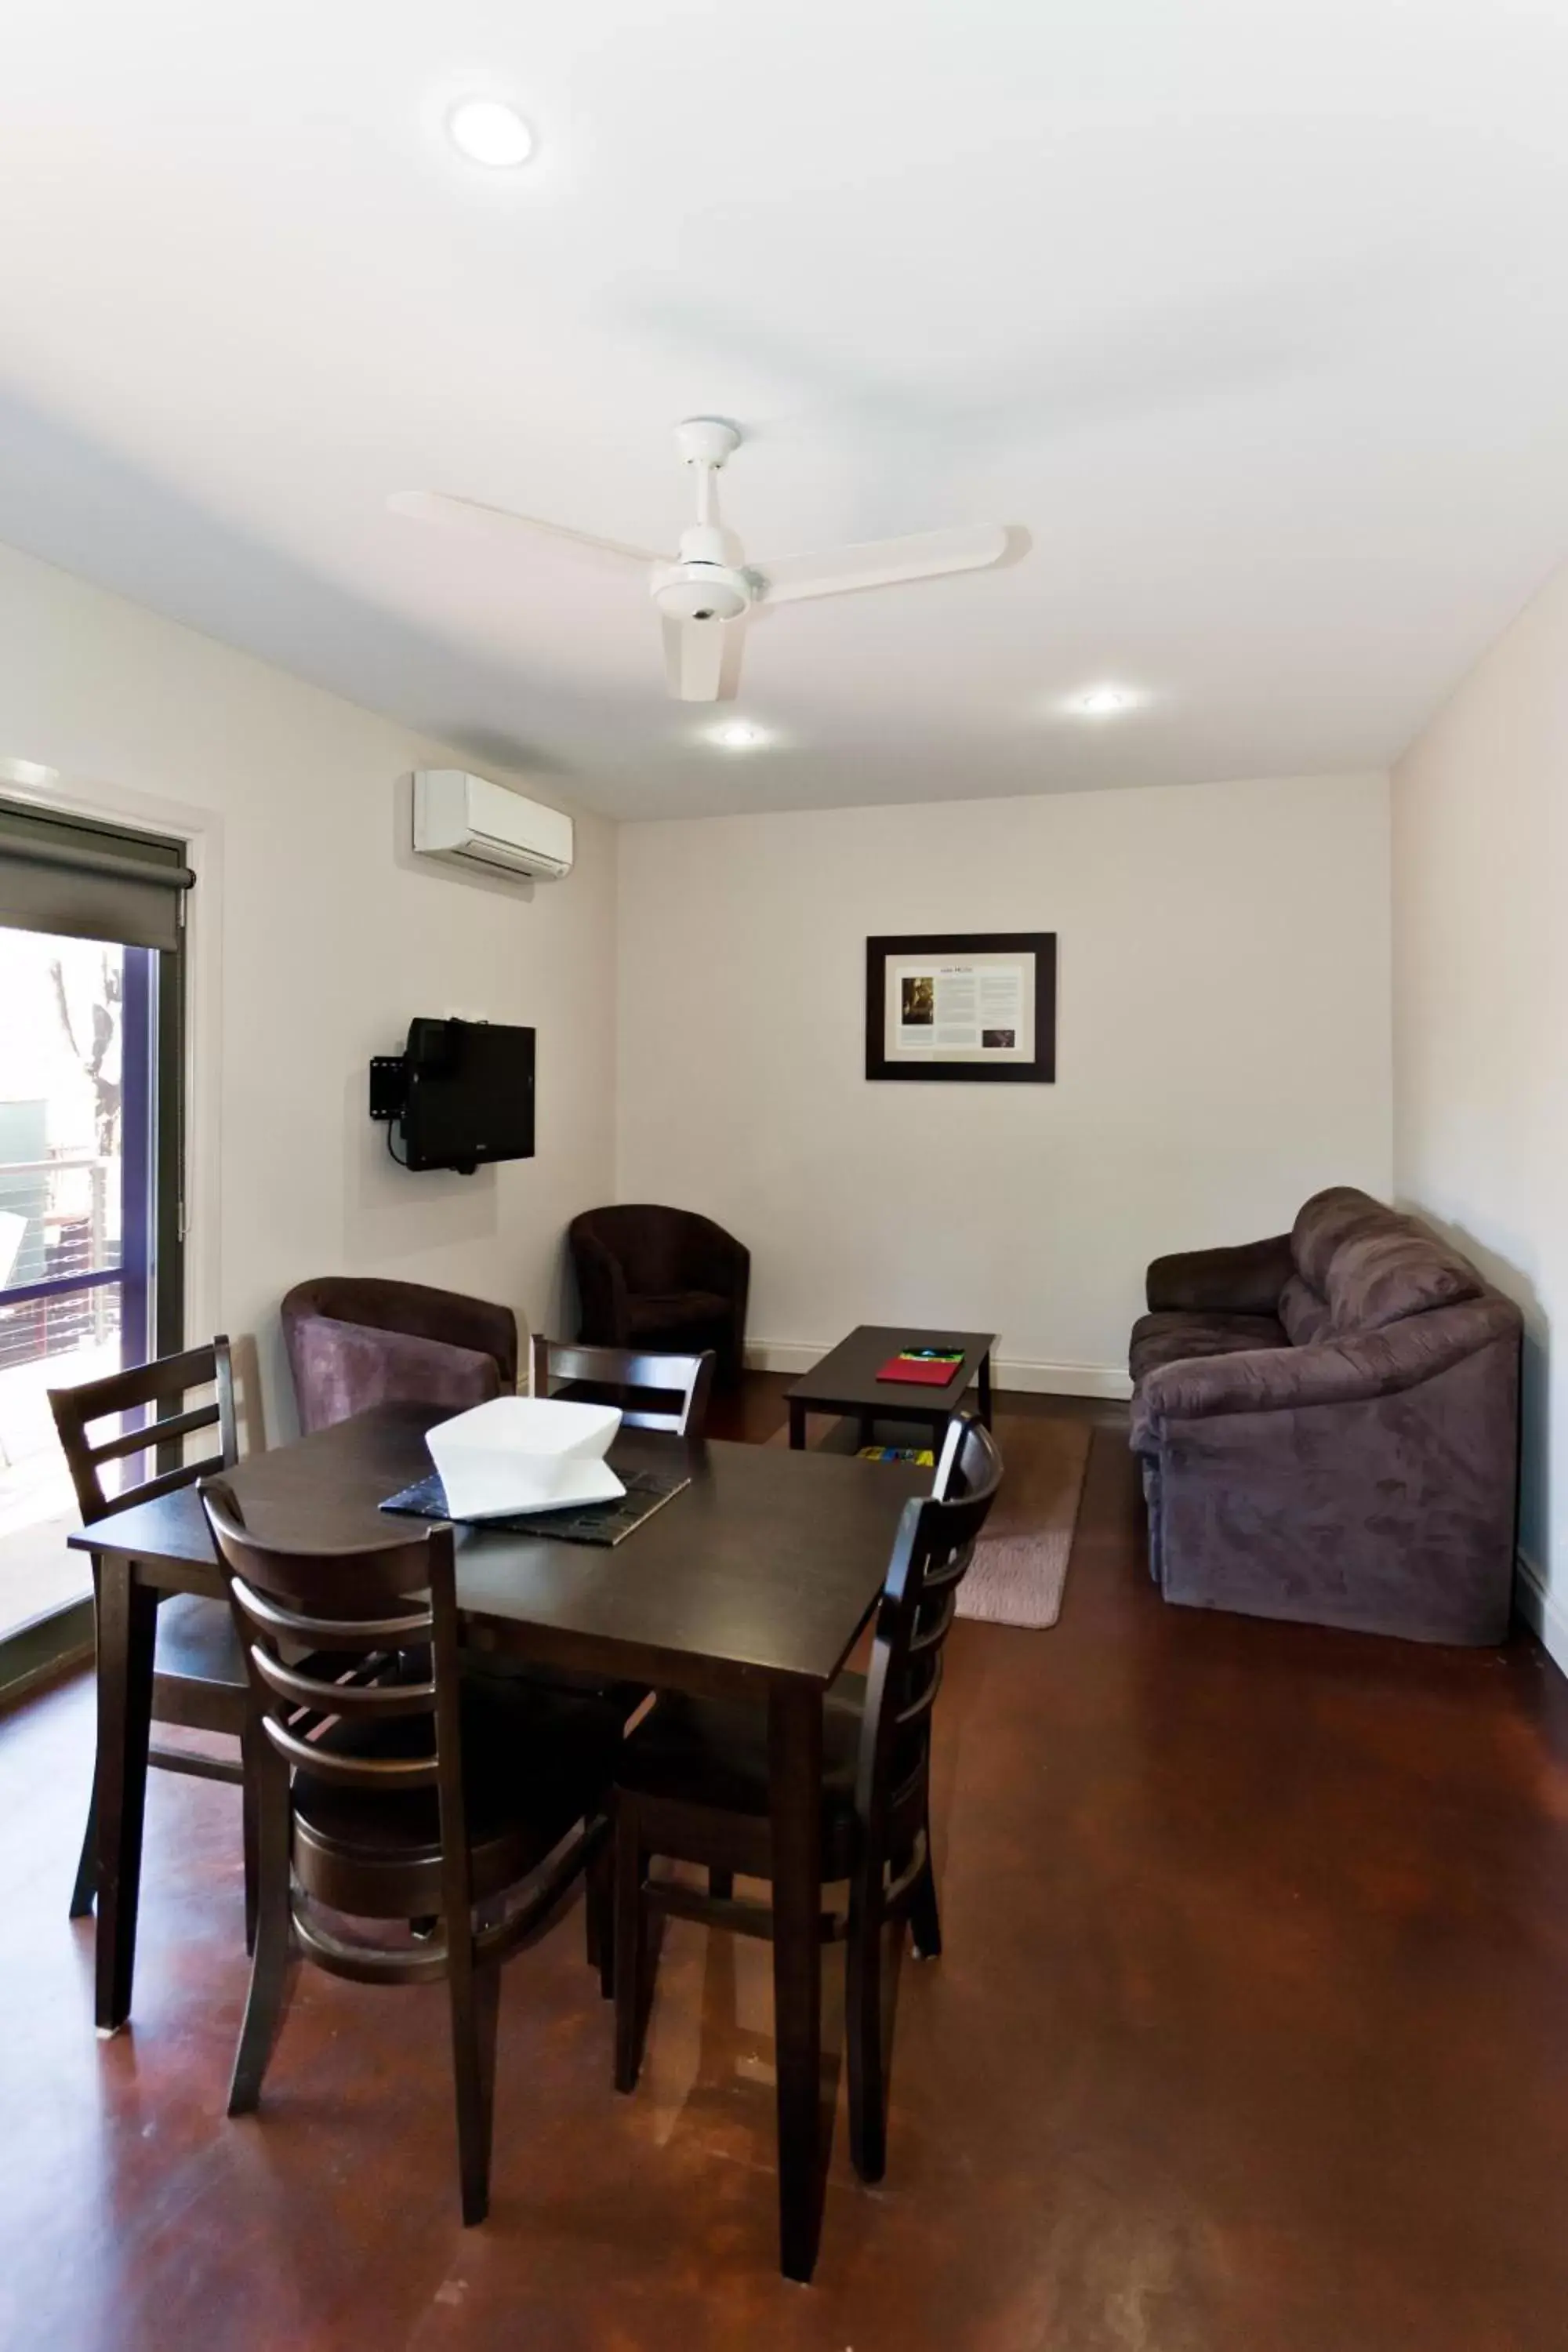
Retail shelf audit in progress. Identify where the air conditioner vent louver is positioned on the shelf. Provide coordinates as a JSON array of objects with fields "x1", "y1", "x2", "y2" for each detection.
[{"x1": 412, "y1": 771, "x2": 573, "y2": 883}]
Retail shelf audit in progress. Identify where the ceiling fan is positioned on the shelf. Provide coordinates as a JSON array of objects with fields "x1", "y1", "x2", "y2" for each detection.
[{"x1": 389, "y1": 419, "x2": 1013, "y2": 703}]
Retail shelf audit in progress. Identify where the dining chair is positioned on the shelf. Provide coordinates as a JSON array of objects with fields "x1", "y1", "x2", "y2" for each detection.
[
  {"x1": 522, "y1": 1339, "x2": 718, "y2": 1948},
  {"x1": 49, "y1": 1339, "x2": 257, "y2": 1940},
  {"x1": 531, "y1": 1338, "x2": 716, "y2": 1438},
  {"x1": 199, "y1": 1479, "x2": 622, "y2": 2226},
  {"x1": 609, "y1": 1410, "x2": 1003, "y2": 2185}
]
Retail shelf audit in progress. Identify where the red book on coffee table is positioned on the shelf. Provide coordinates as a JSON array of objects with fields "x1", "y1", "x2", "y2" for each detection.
[{"x1": 876, "y1": 1353, "x2": 964, "y2": 1385}]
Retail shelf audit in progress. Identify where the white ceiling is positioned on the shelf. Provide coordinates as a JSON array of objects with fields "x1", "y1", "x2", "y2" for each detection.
[{"x1": 3, "y1": 0, "x2": 1568, "y2": 819}]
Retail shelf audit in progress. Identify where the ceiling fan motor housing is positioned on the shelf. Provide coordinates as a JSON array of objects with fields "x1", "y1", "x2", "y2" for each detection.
[{"x1": 651, "y1": 557, "x2": 752, "y2": 625}]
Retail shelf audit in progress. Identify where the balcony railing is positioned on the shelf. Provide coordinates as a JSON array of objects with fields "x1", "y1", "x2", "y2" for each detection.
[{"x1": 0, "y1": 1151, "x2": 122, "y2": 1373}]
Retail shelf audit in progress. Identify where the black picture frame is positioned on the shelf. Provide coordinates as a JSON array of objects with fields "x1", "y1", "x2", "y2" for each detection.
[{"x1": 865, "y1": 931, "x2": 1057, "y2": 1083}]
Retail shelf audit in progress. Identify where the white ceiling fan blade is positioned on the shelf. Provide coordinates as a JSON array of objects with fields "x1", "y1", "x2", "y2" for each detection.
[
  {"x1": 753, "y1": 523, "x2": 1010, "y2": 607},
  {"x1": 662, "y1": 615, "x2": 742, "y2": 702},
  {"x1": 388, "y1": 491, "x2": 659, "y2": 568}
]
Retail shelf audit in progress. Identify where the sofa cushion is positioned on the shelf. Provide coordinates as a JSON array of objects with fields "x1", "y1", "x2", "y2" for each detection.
[
  {"x1": 1278, "y1": 1272, "x2": 1330, "y2": 1347},
  {"x1": 1290, "y1": 1187, "x2": 1393, "y2": 1292},
  {"x1": 1325, "y1": 1226, "x2": 1483, "y2": 1334},
  {"x1": 625, "y1": 1288, "x2": 731, "y2": 1335},
  {"x1": 1129, "y1": 1309, "x2": 1290, "y2": 1386}
]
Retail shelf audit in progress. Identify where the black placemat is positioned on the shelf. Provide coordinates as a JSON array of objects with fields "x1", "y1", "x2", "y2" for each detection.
[{"x1": 378, "y1": 1463, "x2": 690, "y2": 1547}]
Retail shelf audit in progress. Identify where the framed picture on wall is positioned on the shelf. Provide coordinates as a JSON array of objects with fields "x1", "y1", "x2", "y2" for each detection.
[{"x1": 865, "y1": 931, "x2": 1057, "y2": 1083}]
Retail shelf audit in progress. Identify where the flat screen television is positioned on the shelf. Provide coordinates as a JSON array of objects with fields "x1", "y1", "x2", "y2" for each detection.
[{"x1": 392, "y1": 1017, "x2": 535, "y2": 1175}]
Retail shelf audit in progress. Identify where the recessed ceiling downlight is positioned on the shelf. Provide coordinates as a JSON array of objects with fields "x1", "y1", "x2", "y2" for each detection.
[
  {"x1": 447, "y1": 100, "x2": 535, "y2": 169},
  {"x1": 1066, "y1": 684, "x2": 1142, "y2": 720},
  {"x1": 709, "y1": 721, "x2": 769, "y2": 751}
]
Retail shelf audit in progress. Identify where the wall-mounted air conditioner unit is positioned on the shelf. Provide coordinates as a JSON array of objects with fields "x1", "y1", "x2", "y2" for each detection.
[{"x1": 412, "y1": 771, "x2": 574, "y2": 881}]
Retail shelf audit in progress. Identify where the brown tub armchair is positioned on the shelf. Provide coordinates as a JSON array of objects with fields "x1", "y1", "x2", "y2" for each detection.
[
  {"x1": 568, "y1": 1207, "x2": 750, "y2": 1391},
  {"x1": 1129, "y1": 1189, "x2": 1522, "y2": 1645},
  {"x1": 281, "y1": 1276, "x2": 520, "y2": 1435}
]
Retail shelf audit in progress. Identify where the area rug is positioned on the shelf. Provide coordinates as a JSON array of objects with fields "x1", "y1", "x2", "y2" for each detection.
[{"x1": 766, "y1": 1411, "x2": 1092, "y2": 1630}]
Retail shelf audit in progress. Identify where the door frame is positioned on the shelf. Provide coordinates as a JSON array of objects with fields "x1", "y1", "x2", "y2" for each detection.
[
  {"x1": 0, "y1": 757, "x2": 220, "y2": 1346},
  {"x1": 0, "y1": 767, "x2": 213, "y2": 1705}
]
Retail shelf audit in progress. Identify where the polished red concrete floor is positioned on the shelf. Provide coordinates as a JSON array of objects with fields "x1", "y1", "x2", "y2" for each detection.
[{"x1": 5, "y1": 1385, "x2": 1568, "y2": 2350}]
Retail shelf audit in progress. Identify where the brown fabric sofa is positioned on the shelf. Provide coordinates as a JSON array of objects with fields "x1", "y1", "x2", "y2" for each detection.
[
  {"x1": 281, "y1": 1276, "x2": 519, "y2": 1434},
  {"x1": 569, "y1": 1206, "x2": 750, "y2": 1390},
  {"x1": 1128, "y1": 1189, "x2": 1521, "y2": 1644}
]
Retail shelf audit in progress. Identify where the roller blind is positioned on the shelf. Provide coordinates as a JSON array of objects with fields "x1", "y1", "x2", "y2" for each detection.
[{"x1": 0, "y1": 800, "x2": 193, "y2": 952}]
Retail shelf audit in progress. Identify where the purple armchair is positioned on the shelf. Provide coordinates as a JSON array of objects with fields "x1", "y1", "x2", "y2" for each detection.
[
  {"x1": 568, "y1": 1206, "x2": 750, "y2": 1392},
  {"x1": 281, "y1": 1277, "x2": 519, "y2": 1436}
]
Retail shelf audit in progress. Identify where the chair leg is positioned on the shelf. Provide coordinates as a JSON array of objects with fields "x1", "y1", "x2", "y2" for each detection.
[
  {"x1": 68, "y1": 1780, "x2": 98, "y2": 1919},
  {"x1": 613, "y1": 1809, "x2": 652, "y2": 2094},
  {"x1": 71, "y1": 1564, "x2": 103, "y2": 1921},
  {"x1": 909, "y1": 1821, "x2": 942, "y2": 1961},
  {"x1": 449, "y1": 1948, "x2": 502, "y2": 2227},
  {"x1": 227, "y1": 1750, "x2": 295, "y2": 2118},
  {"x1": 709, "y1": 1867, "x2": 734, "y2": 1902},
  {"x1": 586, "y1": 1834, "x2": 615, "y2": 1999},
  {"x1": 240, "y1": 1726, "x2": 260, "y2": 1958},
  {"x1": 847, "y1": 1885, "x2": 889, "y2": 2185}
]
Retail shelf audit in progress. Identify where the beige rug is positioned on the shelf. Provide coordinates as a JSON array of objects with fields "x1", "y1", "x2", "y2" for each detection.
[
  {"x1": 956, "y1": 1414, "x2": 1091, "y2": 1628},
  {"x1": 766, "y1": 1411, "x2": 1092, "y2": 1630}
]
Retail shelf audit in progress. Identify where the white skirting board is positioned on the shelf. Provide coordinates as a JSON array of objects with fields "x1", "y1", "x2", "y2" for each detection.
[
  {"x1": 1514, "y1": 1550, "x2": 1568, "y2": 1681},
  {"x1": 742, "y1": 1339, "x2": 1133, "y2": 1402}
]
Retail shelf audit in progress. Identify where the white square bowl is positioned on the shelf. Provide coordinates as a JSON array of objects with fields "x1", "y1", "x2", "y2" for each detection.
[{"x1": 426, "y1": 1393, "x2": 624, "y2": 1519}]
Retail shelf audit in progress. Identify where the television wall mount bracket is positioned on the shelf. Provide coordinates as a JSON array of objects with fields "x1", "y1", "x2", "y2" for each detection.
[{"x1": 368, "y1": 1056, "x2": 408, "y2": 1123}]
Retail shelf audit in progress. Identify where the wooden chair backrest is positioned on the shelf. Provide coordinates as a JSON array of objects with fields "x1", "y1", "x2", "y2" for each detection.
[
  {"x1": 199, "y1": 1479, "x2": 456, "y2": 1802},
  {"x1": 532, "y1": 1339, "x2": 714, "y2": 1437},
  {"x1": 855, "y1": 1414, "x2": 1003, "y2": 1839},
  {"x1": 49, "y1": 1337, "x2": 238, "y2": 1520}
]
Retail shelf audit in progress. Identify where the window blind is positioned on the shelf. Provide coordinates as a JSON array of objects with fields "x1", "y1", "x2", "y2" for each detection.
[{"x1": 0, "y1": 800, "x2": 194, "y2": 953}]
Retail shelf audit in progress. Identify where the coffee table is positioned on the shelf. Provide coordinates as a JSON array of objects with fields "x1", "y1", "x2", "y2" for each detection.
[{"x1": 785, "y1": 1324, "x2": 996, "y2": 1451}]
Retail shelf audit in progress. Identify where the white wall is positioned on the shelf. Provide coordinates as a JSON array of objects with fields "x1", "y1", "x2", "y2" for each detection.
[
  {"x1": 0, "y1": 529, "x2": 1404, "y2": 1448},
  {"x1": 1392, "y1": 559, "x2": 1568, "y2": 1668},
  {"x1": 617, "y1": 773, "x2": 1392, "y2": 1391},
  {"x1": 0, "y1": 539, "x2": 617, "y2": 1437}
]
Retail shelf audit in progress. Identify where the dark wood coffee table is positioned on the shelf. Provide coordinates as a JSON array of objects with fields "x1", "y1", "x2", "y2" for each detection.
[{"x1": 785, "y1": 1324, "x2": 996, "y2": 1451}]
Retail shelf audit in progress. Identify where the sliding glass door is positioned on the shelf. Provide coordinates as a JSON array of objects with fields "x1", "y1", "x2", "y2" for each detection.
[{"x1": 0, "y1": 802, "x2": 188, "y2": 1692}]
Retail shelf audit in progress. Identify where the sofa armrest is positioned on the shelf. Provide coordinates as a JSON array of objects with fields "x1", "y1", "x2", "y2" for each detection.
[
  {"x1": 716, "y1": 1231, "x2": 751, "y2": 1302},
  {"x1": 435, "y1": 1294, "x2": 517, "y2": 1385},
  {"x1": 286, "y1": 1316, "x2": 503, "y2": 1436},
  {"x1": 1145, "y1": 1233, "x2": 1294, "y2": 1316},
  {"x1": 685, "y1": 1219, "x2": 750, "y2": 1298},
  {"x1": 1131, "y1": 1297, "x2": 1521, "y2": 1449},
  {"x1": 724, "y1": 1240, "x2": 751, "y2": 1365},
  {"x1": 571, "y1": 1228, "x2": 632, "y2": 1346}
]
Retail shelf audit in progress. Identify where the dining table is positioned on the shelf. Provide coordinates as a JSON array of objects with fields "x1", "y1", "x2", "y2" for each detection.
[{"x1": 68, "y1": 1399, "x2": 925, "y2": 2283}]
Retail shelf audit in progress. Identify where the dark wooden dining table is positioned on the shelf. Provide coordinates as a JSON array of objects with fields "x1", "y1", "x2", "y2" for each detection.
[{"x1": 68, "y1": 1400, "x2": 924, "y2": 2282}]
